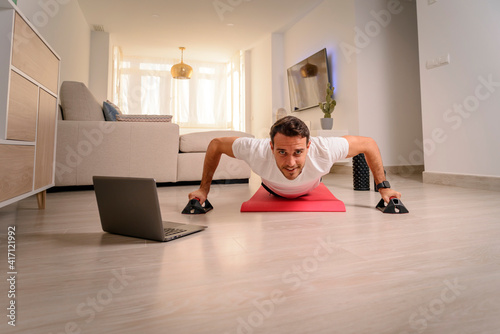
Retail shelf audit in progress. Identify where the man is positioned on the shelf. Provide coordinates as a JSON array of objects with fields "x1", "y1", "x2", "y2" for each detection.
[{"x1": 188, "y1": 116, "x2": 401, "y2": 205}]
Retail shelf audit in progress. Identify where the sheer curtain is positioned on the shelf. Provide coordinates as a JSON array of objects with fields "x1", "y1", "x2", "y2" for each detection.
[
  {"x1": 118, "y1": 57, "x2": 173, "y2": 116},
  {"x1": 173, "y1": 61, "x2": 228, "y2": 128},
  {"x1": 113, "y1": 51, "x2": 244, "y2": 131}
]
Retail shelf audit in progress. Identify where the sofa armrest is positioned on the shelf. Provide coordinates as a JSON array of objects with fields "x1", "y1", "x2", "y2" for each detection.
[{"x1": 55, "y1": 120, "x2": 180, "y2": 186}]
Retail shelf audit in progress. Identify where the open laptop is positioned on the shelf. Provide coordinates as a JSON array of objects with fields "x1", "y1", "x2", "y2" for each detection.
[{"x1": 93, "y1": 176, "x2": 206, "y2": 242}]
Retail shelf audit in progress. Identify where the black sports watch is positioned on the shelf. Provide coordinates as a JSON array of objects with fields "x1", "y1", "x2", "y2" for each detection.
[{"x1": 376, "y1": 180, "x2": 391, "y2": 191}]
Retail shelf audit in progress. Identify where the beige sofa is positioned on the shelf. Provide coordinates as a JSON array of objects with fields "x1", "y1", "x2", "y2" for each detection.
[{"x1": 55, "y1": 82, "x2": 252, "y2": 187}]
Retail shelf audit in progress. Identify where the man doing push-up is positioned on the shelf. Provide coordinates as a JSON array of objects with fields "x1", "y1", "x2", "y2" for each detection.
[{"x1": 188, "y1": 116, "x2": 401, "y2": 205}]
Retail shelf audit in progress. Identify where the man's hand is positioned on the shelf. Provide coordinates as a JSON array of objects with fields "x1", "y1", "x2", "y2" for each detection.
[
  {"x1": 379, "y1": 188, "x2": 402, "y2": 204},
  {"x1": 188, "y1": 188, "x2": 208, "y2": 205},
  {"x1": 343, "y1": 135, "x2": 403, "y2": 204},
  {"x1": 186, "y1": 137, "x2": 239, "y2": 207}
]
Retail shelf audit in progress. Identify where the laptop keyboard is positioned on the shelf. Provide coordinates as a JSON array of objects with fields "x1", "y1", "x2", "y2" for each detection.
[{"x1": 164, "y1": 227, "x2": 187, "y2": 236}]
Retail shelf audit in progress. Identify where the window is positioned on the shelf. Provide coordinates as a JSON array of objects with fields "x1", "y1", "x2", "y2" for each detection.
[{"x1": 113, "y1": 51, "x2": 245, "y2": 131}]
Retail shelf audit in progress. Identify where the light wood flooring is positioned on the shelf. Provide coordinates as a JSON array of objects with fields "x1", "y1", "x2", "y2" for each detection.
[{"x1": 1, "y1": 172, "x2": 500, "y2": 334}]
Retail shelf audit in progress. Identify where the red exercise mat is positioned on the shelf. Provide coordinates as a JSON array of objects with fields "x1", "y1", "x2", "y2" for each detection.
[{"x1": 240, "y1": 183, "x2": 346, "y2": 212}]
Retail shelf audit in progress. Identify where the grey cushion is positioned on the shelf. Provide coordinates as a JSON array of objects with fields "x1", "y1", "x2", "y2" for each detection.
[
  {"x1": 179, "y1": 130, "x2": 253, "y2": 152},
  {"x1": 60, "y1": 81, "x2": 105, "y2": 121}
]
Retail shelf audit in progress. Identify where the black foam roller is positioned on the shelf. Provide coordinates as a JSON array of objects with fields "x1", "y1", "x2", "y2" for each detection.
[{"x1": 353, "y1": 153, "x2": 370, "y2": 191}]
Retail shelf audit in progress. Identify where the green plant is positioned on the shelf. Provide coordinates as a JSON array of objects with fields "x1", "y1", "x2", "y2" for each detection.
[{"x1": 318, "y1": 83, "x2": 336, "y2": 118}]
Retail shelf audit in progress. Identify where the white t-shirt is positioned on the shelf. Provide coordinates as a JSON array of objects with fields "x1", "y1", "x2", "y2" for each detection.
[{"x1": 232, "y1": 136, "x2": 349, "y2": 198}]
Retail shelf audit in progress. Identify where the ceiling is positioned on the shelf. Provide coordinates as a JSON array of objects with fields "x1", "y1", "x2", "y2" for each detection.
[{"x1": 77, "y1": 0, "x2": 324, "y2": 63}]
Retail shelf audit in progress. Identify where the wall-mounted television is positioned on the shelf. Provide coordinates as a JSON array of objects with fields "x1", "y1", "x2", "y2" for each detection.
[{"x1": 287, "y1": 48, "x2": 330, "y2": 112}]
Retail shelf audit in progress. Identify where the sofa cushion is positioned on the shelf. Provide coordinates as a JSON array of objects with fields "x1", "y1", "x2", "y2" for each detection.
[
  {"x1": 180, "y1": 130, "x2": 253, "y2": 153},
  {"x1": 116, "y1": 115, "x2": 173, "y2": 122},
  {"x1": 60, "y1": 81, "x2": 105, "y2": 121},
  {"x1": 177, "y1": 152, "x2": 251, "y2": 181},
  {"x1": 60, "y1": 81, "x2": 104, "y2": 121}
]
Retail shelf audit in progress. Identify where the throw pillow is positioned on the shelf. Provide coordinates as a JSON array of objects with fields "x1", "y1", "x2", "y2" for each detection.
[
  {"x1": 102, "y1": 101, "x2": 120, "y2": 121},
  {"x1": 106, "y1": 100, "x2": 122, "y2": 115}
]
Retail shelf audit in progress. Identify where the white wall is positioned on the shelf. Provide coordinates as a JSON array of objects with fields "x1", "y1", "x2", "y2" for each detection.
[
  {"x1": 248, "y1": 0, "x2": 422, "y2": 167},
  {"x1": 89, "y1": 31, "x2": 111, "y2": 103},
  {"x1": 248, "y1": 33, "x2": 287, "y2": 138},
  {"x1": 355, "y1": 0, "x2": 422, "y2": 166},
  {"x1": 244, "y1": 50, "x2": 252, "y2": 134},
  {"x1": 271, "y1": 34, "x2": 285, "y2": 126},
  {"x1": 249, "y1": 35, "x2": 273, "y2": 138},
  {"x1": 17, "y1": 0, "x2": 90, "y2": 88},
  {"x1": 416, "y1": 0, "x2": 500, "y2": 177},
  {"x1": 283, "y1": 0, "x2": 359, "y2": 135}
]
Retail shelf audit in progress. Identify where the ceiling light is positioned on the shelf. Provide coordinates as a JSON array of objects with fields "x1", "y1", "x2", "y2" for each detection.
[{"x1": 171, "y1": 47, "x2": 193, "y2": 80}]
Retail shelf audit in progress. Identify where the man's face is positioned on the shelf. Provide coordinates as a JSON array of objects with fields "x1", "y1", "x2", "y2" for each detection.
[{"x1": 270, "y1": 133, "x2": 310, "y2": 180}]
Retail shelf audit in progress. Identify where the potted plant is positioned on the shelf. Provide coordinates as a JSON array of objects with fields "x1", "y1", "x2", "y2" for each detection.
[{"x1": 318, "y1": 83, "x2": 336, "y2": 130}]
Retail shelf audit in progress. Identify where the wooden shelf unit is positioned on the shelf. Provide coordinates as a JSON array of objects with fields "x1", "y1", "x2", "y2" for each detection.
[{"x1": 0, "y1": 1, "x2": 60, "y2": 209}]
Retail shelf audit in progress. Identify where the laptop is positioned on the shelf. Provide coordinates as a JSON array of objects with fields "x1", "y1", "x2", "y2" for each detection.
[{"x1": 93, "y1": 176, "x2": 206, "y2": 242}]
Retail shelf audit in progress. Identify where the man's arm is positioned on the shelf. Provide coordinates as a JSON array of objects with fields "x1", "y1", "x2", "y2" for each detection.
[
  {"x1": 343, "y1": 135, "x2": 401, "y2": 203},
  {"x1": 188, "y1": 137, "x2": 239, "y2": 204}
]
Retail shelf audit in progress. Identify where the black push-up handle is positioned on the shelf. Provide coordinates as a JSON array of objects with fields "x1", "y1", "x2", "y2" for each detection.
[
  {"x1": 182, "y1": 197, "x2": 214, "y2": 214},
  {"x1": 376, "y1": 196, "x2": 409, "y2": 214}
]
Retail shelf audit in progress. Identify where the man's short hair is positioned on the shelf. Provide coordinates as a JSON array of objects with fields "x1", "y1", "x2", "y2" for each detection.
[{"x1": 269, "y1": 115, "x2": 310, "y2": 145}]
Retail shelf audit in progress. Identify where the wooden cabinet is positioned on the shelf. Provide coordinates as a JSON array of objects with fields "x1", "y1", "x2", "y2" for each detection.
[
  {"x1": 35, "y1": 89, "x2": 58, "y2": 190},
  {"x1": 11, "y1": 12, "x2": 59, "y2": 93},
  {"x1": 0, "y1": 145, "x2": 35, "y2": 202},
  {"x1": 0, "y1": 1, "x2": 60, "y2": 209},
  {"x1": 6, "y1": 70, "x2": 38, "y2": 141}
]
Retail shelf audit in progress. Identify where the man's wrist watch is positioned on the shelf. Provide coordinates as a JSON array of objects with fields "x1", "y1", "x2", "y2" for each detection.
[{"x1": 376, "y1": 180, "x2": 391, "y2": 191}]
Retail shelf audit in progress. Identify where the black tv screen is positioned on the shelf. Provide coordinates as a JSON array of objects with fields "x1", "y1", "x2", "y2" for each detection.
[{"x1": 287, "y1": 48, "x2": 330, "y2": 111}]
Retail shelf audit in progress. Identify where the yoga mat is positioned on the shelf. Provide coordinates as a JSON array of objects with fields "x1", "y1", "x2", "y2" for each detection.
[{"x1": 240, "y1": 183, "x2": 346, "y2": 212}]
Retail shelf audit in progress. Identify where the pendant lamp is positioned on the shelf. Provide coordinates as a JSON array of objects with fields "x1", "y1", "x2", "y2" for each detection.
[
  {"x1": 171, "y1": 47, "x2": 193, "y2": 79},
  {"x1": 300, "y1": 60, "x2": 318, "y2": 78}
]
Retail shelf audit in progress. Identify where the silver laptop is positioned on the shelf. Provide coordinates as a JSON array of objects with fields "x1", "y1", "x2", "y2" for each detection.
[{"x1": 93, "y1": 176, "x2": 206, "y2": 242}]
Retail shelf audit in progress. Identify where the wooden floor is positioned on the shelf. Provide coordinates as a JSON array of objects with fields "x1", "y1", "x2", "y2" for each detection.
[{"x1": 1, "y1": 172, "x2": 500, "y2": 334}]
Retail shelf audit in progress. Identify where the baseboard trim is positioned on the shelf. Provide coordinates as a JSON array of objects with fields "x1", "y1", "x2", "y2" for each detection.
[
  {"x1": 423, "y1": 171, "x2": 500, "y2": 192},
  {"x1": 330, "y1": 165, "x2": 352, "y2": 174},
  {"x1": 330, "y1": 164, "x2": 424, "y2": 176},
  {"x1": 49, "y1": 179, "x2": 250, "y2": 193},
  {"x1": 385, "y1": 165, "x2": 424, "y2": 175}
]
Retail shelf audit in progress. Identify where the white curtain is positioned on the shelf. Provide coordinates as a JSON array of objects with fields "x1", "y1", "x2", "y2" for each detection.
[
  {"x1": 118, "y1": 57, "x2": 173, "y2": 116},
  {"x1": 115, "y1": 54, "x2": 243, "y2": 130},
  {"x1": 172, "y1": 61, "x2": 228, "y2": 128}
]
